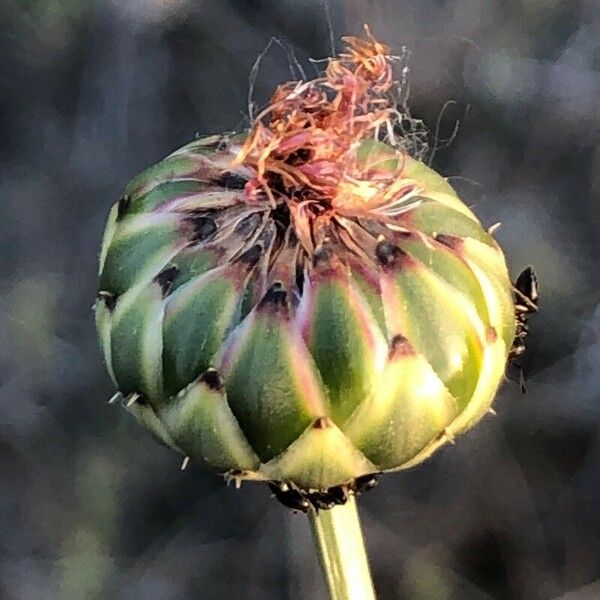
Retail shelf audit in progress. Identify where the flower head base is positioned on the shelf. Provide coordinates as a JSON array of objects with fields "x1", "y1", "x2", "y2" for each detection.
[{"x1": 95, "y1": 29, "x2": 516, "y2": 503}]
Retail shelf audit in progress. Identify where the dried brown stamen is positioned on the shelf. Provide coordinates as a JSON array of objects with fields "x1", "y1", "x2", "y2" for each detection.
[{"x1": 232, "y1": 26, "x2": 421, "y2": 255}]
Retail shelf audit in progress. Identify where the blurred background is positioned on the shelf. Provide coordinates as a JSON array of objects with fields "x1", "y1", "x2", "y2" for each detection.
[{"x1": 1, "y1": 0, "x2": 599, "y2": 598}]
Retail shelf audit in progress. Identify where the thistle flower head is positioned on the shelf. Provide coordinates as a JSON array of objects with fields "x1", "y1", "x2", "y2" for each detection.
[{"x1": 95, "y1": 29, "x2": 516, "y2": 500}]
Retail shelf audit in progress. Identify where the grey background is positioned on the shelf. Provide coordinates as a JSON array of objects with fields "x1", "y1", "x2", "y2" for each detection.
[{"x1": 1, "y1": 0, "x2": 599, "y2": 598}]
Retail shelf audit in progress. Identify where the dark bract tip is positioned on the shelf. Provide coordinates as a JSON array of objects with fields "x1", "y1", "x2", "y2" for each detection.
[
  {"x1": 313, "y1": 416, "x2": 332, "y2": 429},
  {"x1": 352, "y1": 474, "x2": 379, "y2": 494},
  {"x1": 389, "y1": 334, "x2": 414, "y2": 357},
  {"x1": 295, "y1": 264, "x2": 305, "y2": 295},
  {"x1": 434, "y1": 234, "x2": 461, "y2": 249},
  {"x1": 97, "y1": 290, "x2": 117, "y2": 311},
  {"x1": 154, "y1": 265, "x2": 180, "y2": 297},
  {"x1": 375, "y1": 240, "x2": 403, "y2": 266},
  {"x1": 392, "y1": 230, "x2": 414, "y2": 240},
  {"x1": 214, "y1": 171, "x2": 247, "y2": 190},
  {"x1": 199, "y1": 368, "x2": 224, "y2": 391},
  {"x1": 234, "y1": 213, "x2": 262, "y2": 236},
  {"x1": 116, "y1": 195, "x2": 131, "y2": 221},
  {"x1": 312, "y1": 243, "x2": 347, "y2": 279},
  {"x1": 270, "y1": 202, "x2": 291, "y2": 230},
  {"x1": 259, "y1": 282, "x2": 288, "y2": 309},
  {"x1": 486, "y1": 326, "x2": 498, "y2": 343},
  {"x1": 313, "y1": 244, "x2": 334, "y2": 267},
  {"x1": 187, "y1": 215, "x2": 217, "y2": 243},
  {"x1": 236, "y1": 244, "x2": 263, "y2": 267}
]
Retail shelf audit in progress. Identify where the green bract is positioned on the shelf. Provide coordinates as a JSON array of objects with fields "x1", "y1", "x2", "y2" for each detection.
[{"x1": 95, "y1": 135, "x2": 515, "y2": 492}]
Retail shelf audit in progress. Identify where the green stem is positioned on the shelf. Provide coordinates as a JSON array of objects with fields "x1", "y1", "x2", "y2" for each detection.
[{"x1": 308, "y1": 496, "x2": 376, "y2": 600}]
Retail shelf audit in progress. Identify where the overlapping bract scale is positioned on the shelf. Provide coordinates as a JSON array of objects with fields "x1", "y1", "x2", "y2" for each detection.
[{"x1": 95, "y1": 135, "x2": 515, "y2": 491}]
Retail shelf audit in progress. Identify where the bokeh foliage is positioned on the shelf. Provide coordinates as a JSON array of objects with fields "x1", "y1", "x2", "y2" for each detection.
[{"x1": 0, "y1": 1, "x2": 598, "y2": 598}]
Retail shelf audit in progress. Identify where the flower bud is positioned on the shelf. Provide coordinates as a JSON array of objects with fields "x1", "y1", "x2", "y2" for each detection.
[{"x1": 95, "y1": 32, "x2": 515, "y2": 496}]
